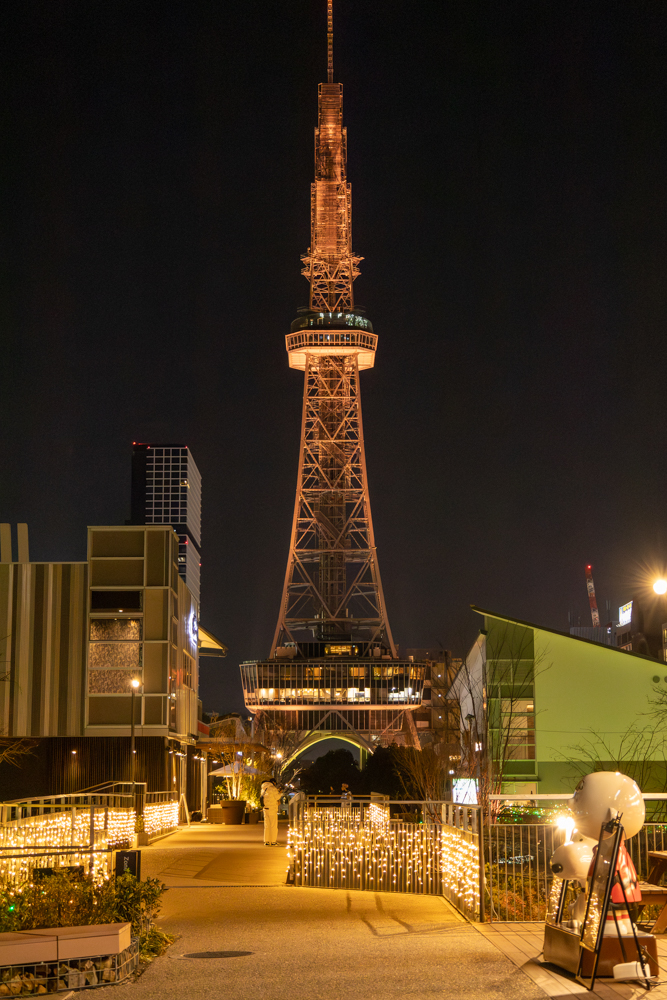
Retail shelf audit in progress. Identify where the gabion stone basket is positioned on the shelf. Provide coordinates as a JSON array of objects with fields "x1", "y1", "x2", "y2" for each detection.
[{"x1": 0, "y1": 938, "x2": 139, "y2": 996}]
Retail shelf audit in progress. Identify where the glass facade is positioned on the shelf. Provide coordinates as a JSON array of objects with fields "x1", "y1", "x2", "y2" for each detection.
[
  {"x1": 487, "y1": 657, "x2": 536, "y2": 767},
  {"x1": 131, "y1": 445, "x2": 202, "y2": 604},
  {"x1": 241, "y1": 660, "x2": 425, "y2": 708}
]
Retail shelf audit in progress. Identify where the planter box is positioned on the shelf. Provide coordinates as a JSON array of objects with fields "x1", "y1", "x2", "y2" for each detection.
[
  {"x1": 220, "y1": 801, "x2": 246, "y2": 825},
  {"x1": 208, "y1": 805, "x2": 223, "y2": 824},
  {"x1": 0, "y1": 933, "x2": 57, "y2": 965},
  {"x1": 29, "y1": 923, "x2": 131, "y2": 960}
]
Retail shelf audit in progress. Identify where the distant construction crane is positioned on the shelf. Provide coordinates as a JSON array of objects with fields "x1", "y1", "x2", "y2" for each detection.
[{"x1": 585, "y1": 564, "x2": 600, "y2": 627}]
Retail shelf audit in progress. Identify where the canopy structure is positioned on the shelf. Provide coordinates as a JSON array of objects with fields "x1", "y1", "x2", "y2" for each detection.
[
  {"x1": 198, "y1": 626, "x2": 228, "y2": 658},
  {"x1": 209, "y1": 762, "x2": 260, "y2": 777}
]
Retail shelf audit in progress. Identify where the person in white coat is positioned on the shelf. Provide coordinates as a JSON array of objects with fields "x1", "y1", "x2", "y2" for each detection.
[{"x1": 260, "y1": 778, "x2": 282, "y2": 846}]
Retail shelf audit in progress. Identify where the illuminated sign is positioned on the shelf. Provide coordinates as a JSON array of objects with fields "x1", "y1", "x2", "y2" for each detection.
[
  {"x1": 188, "y1": 610, "x2": 198, "y2": 647},
  {"x1": 452, "y1": 779, "x2": 478, "y2": 805},
  {"x1": 618, "y1": 602, "x2": 633, "y2": 628},
  {"x1": 325, "y1": 644, "x2": 359, "y2": 656}
]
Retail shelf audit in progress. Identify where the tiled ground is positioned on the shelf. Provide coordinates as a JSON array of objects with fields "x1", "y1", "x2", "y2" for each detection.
[{"x1": 478, "y1": 922, "x2": 667, "y2": 999}]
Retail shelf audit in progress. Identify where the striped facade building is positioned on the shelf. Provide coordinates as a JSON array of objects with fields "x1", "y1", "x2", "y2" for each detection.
[{"x1": 0, "y1": 559, "x2": 88, "y2": 737}]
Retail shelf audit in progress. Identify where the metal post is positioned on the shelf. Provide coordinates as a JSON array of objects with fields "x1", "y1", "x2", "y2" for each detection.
[
  {"x1": 131, "y1": 686, "x2": 136, "y2": 790},
  {"x1": 478, "y1": 805, "x2": 486, "y2": 923}
]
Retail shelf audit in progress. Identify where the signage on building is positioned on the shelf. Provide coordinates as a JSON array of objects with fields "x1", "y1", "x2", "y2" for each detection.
[
  {"x1": 188, "y1": 610, "x2": 198, "y2": 648},
  {"x1": 619, "y1": 602, "x2": 633, "y2": 628}
]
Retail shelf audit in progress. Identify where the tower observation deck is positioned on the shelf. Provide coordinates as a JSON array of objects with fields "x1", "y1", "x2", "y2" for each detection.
[{"x1": 240, "y1": 2, "x2": 429, "y2": 755}]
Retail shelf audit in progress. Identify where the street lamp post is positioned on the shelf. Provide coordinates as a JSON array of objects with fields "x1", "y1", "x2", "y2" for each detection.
[
  {"x1": 130, "y1": 677, "x2": 146, "y2": 842},
  {"x1": 130, "y1": 677, "x2": 141, "y2": 789}
]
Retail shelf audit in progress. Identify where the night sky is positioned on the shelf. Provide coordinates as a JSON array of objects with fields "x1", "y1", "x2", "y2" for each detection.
[{"x1": 2, "y1": 2, "x2": 667, "y2": 716}]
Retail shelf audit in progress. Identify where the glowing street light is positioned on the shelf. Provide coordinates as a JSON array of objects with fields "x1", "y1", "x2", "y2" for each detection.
[{"x1": 654, "y1": 579, "x2": 667, "y2": 595}]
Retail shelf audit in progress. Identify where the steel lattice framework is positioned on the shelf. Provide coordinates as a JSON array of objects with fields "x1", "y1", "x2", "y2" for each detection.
[
  {"x1": 238, "y1": 2, "x2": 431, "y2": 759},
  {"x1": 271, "y1": 352, "x2": 395, "y2": 656},
  {"x1": 271, "y1": 1, "x2": 396, "y2": 660}
]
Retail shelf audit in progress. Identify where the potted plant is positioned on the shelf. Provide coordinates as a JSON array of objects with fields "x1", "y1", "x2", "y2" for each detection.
[{"x1": 208, "y1": 759, "x2": 260, "y2": 825}]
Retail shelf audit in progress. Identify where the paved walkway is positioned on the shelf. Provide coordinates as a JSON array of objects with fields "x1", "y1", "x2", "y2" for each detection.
[
  {"x1": 98, "y1": 822, "x2": 546, "y2": 1000},
  {"x1": 141, "y1": 822, "x2": 288, "y2": 886}
]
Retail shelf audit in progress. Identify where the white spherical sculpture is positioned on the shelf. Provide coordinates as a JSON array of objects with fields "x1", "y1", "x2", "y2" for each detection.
[
  {"x1": 568, "y1": 771, "x2": 645, "y2": 840},
  {"x1": 550, "y1": 837, "x2": 596, "y2": 883}
]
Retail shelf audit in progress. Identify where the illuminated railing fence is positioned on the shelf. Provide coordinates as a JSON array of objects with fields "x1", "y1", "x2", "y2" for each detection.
[
  {"x1": 0, "y1": 784, "x2": 178, "y2": 885},
  {"x1": 289, "y1": 794, "x2": 667, "y2": 923},
  {"x1": 287, "y1": 796, "x2": 483, "y2": 922}
]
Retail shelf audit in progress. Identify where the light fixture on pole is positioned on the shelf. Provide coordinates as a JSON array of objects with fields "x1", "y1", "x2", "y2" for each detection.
[
  {"x1": 654, "y1": 579, "x2": 667, "y2": 595},
  {"x1": 130, "y1": 676, "x2": 144, "y2": 839},
  {"x1": 130, "y1": 677, "x2": 141, "y2": 788}
]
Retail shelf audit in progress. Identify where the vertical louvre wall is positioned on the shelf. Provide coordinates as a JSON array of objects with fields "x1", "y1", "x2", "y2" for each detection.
[{"x1": 0, "y1": 563, "x2": 87, "y2": 737}]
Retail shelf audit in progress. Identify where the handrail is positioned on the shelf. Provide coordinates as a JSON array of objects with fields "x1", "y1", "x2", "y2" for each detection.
[
  {"x1": 489, "y1": 793, "x2": 667, "y2": 801},
  {"x1": 2, "y1": 783, "x2": 176, "y2": 808},
  {"x1": 65, "y1": 781, "x2": 147, "y2": 795}
]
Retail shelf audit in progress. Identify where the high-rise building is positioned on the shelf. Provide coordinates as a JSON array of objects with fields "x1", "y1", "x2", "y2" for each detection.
[
  {"x1": 131, "y1": 443, "x2": 202, "y2": 605},
  {"x1": 240, "y1": 4, "x2": 428, "y2": 754}
]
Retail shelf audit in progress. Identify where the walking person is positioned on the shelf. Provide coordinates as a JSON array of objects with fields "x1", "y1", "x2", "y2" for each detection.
[{"x1": 261, "y1": 777, "x2": 282, "y2": 846}]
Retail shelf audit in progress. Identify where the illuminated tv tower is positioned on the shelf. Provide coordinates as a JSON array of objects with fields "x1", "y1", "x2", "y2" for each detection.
[
  {"x1": 271, "y1": 0, "x2": 395, "y2": 658},
  {"x1": 241, "y1": 3, "x2": 426, "y2": 751}
]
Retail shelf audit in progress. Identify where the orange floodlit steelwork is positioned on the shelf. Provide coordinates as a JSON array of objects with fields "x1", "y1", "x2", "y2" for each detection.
[
  {"x1": 271, "y1": 1, "x2": 395, "y2": 660},
  {"x1": 239, "y1": 4, "x2": 427, "y2": 753}
]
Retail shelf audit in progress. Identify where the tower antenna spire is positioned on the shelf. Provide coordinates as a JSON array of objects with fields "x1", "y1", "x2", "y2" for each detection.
[{"x1": 327, "y1": 0, "x2": 333, "y2": 83}]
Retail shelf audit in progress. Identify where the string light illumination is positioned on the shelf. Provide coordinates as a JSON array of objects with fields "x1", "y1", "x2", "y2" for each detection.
[
  {"x1": 0, "y1": 802, "x2": 177, "y2": 884},
  {"x1": 546, "y1": 874, "x2": 564, "y2": 925},
  {"x1": 286, "y1": 803, "x2": 480, "y2": 919},
  {"x1": 143, "y1": 802, "x2": 179, "y2": 837}
]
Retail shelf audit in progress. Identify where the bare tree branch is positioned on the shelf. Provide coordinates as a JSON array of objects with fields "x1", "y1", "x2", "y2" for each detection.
[{"x1": 0, "y1": 737, "x2": 36, "y2": 768}]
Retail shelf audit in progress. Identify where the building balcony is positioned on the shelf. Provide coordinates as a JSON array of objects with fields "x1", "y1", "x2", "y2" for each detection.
[{"x1": 240, "y1": 659, "x2": 426, "y2": 710}]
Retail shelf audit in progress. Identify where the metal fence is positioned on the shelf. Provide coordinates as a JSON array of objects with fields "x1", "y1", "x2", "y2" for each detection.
[
  {"x1": 287, "y1": 795, "x2": 483, "y2": 922},
  {"x1": 486, "y1": 821, "x2": 565, "y2": 921},
  {"x1": 484, "y1": 795, "x2": 667, "y2": 922},
  {"x1": 627, "y1": 823, "x2": 667, "y2": 879},
  {"x1": 441, "y1": 802, "x2": 484, "y2": 921},
  {"x1": 0, "y1": 783, "x2": 178, "y2": 884},
  {"x1": 288, "y1": 793, "x2": 667, "y2": 925}
]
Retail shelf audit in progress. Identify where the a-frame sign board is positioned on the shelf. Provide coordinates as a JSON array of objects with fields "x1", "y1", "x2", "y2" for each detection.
[{"x1": 575, "y1": 817, "x2": 650, "y2": 991}]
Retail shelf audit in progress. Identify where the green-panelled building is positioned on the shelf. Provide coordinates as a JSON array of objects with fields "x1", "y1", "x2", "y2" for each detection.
[{"x1": 463, "y1": 606, "x2": 667, "y2": 795}]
